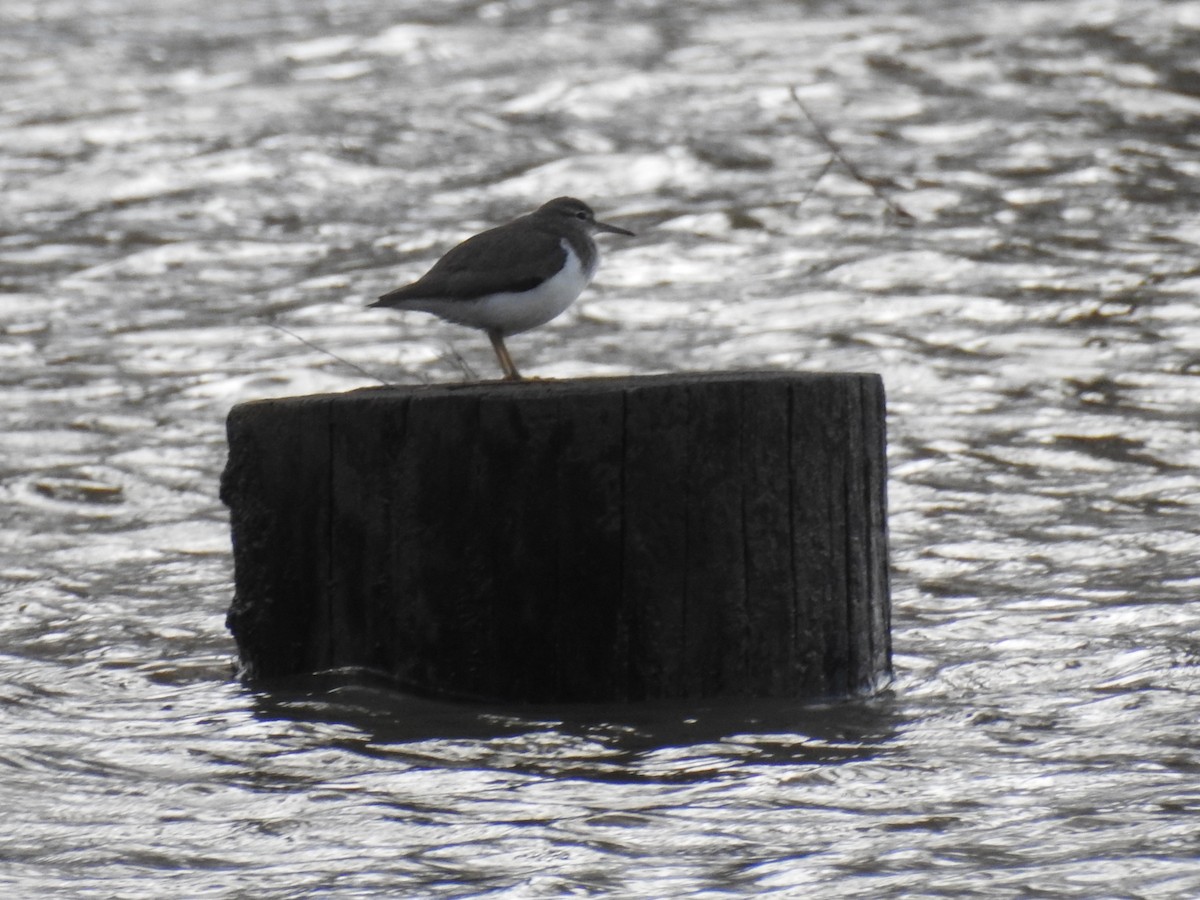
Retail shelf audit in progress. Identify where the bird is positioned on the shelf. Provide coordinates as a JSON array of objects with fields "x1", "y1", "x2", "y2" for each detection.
[{"x1": 370, "y1": 196, "x2": 634, "y2": 380}]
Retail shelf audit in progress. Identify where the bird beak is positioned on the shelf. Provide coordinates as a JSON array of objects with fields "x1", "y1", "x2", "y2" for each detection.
[{"x1": 594, "y1": 219, "x2": 635, "y2": 237}]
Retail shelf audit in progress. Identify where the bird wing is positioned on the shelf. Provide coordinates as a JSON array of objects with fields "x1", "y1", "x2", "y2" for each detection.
[{"x1": 374, "y1": 219, "x2": 568, "y2": 306}]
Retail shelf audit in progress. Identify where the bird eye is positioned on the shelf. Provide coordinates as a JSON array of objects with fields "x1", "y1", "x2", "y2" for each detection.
[{"x1": 575, "y1": 210, "x2": 588, "y2": 219}]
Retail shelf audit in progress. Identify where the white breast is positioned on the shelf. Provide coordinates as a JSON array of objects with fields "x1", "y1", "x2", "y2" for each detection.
[
  {"x1": 470, "y1": 240, "x2": 593, "y2": 335},
  {"x1": 402, "y1": 240, "x2": 595, "y2": 336}
]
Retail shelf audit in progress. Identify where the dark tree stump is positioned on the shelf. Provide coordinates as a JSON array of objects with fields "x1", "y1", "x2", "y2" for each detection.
[{"x1": 221, "y1": 371, "x2": 891, "y2": 702}]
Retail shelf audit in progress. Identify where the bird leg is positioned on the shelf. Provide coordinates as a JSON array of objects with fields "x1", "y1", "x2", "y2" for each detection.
[{"x1": 487, "y1": 330, "x2": 522, "y2": 381}]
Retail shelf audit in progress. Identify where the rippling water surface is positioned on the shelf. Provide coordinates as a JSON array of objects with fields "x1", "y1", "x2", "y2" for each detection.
[{"x1": 4, "y1": 0, "x2": 1200, "y2": 896}]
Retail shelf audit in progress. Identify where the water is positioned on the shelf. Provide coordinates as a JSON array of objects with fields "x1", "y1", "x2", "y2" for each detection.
[{"x1": 3, "y1": 0, "x2": 1200, "y2": 896}]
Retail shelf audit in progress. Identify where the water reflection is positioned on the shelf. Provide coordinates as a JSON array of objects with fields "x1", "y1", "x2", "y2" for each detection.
[{"x1": 250, "y1": 672, "x2": 901, "y2": 779}]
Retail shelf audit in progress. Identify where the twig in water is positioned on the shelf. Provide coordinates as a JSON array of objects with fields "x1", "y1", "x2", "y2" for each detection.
[
  {"x1": 266, "y1": 321, "x2": 391, "y2": 386},
  {"x1": 793, "y1": 154, "x2": 836, "y2": 215},
  {"x1": 440, "y1": 341, "x2": 479, "y2": 382},
  {"x1": 789, "y1": 86, "x2": 915, "y2": 224}
]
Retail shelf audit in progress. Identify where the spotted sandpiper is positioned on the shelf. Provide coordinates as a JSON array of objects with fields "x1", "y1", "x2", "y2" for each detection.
[{"x1": 371, "y1": 197, "x2": 634, "y2": 380}]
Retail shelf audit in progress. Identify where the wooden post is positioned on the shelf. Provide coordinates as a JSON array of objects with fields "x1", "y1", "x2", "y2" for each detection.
[{"x1": 221, "y1": 372, "x2": 891, "y2": 702}]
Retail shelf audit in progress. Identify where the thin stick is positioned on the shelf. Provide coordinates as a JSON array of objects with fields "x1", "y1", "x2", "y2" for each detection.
[
  {"x1": 789, "y1": 86, "x2": 915, "y2": 223},
  {"x1": 266, "y1": 321, "x2": 391, "y2": 386},
  {"x1": 794, "y1": 154, "x2": 836, "y2": 214},
  {"x1": 440, "y1": 341, "x2": 478, "y2": 382}
]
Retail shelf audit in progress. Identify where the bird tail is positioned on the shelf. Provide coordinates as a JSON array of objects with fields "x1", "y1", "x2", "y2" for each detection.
[{"x1": 369, "y1": 289, "x2": 406, "y2": 309}]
